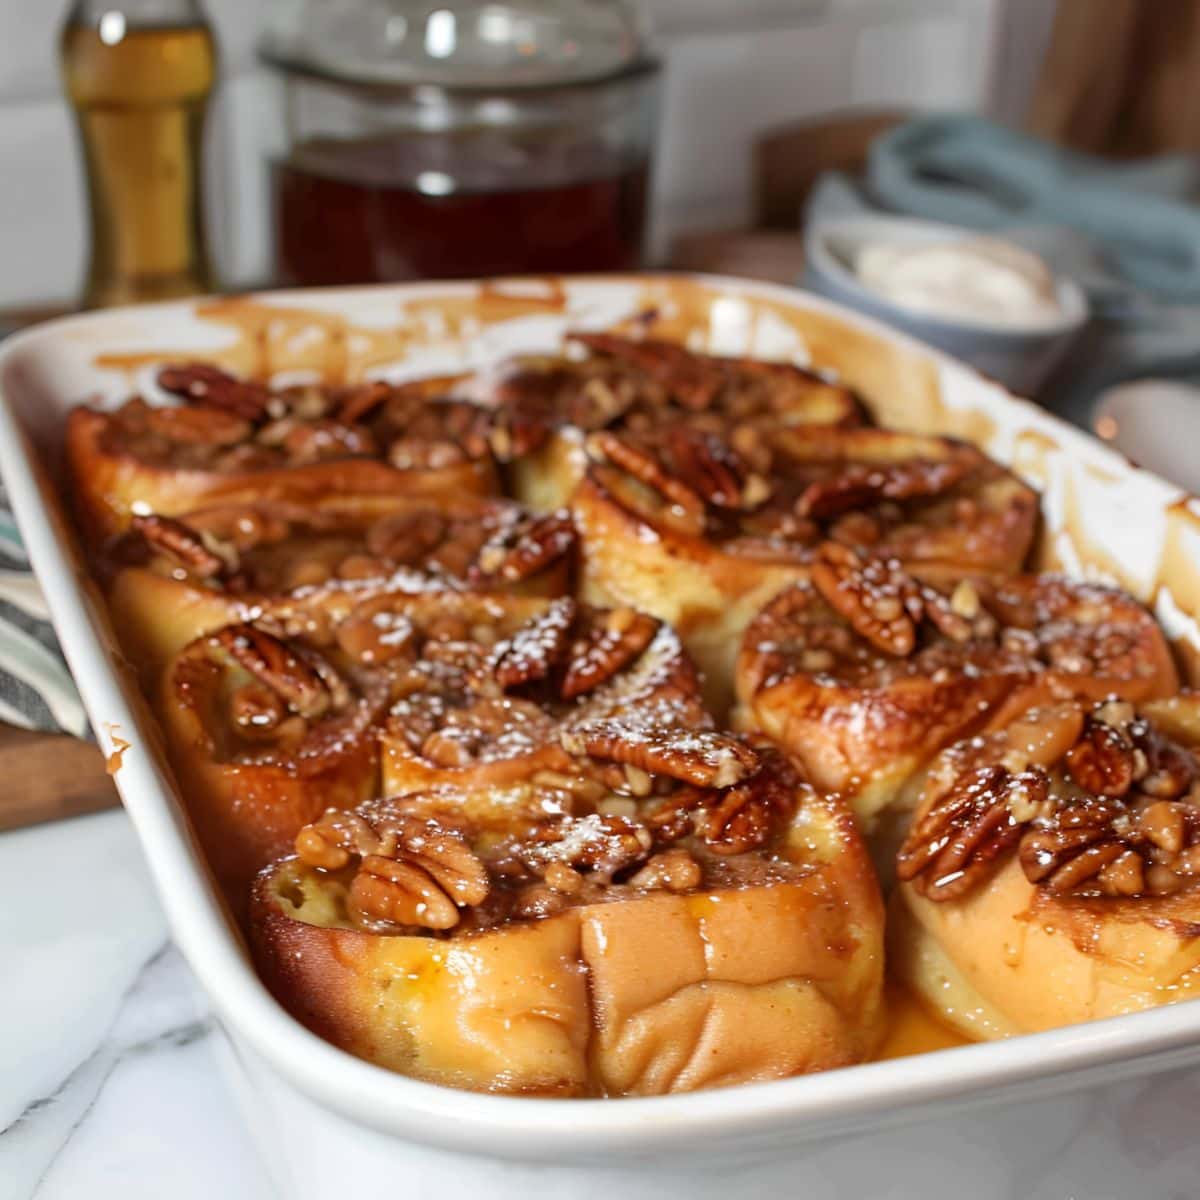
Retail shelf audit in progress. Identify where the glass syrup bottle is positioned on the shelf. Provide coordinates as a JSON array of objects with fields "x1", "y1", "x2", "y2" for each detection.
[{"x1": 60, "y1": 0, "x2": 217, "y2": 307}]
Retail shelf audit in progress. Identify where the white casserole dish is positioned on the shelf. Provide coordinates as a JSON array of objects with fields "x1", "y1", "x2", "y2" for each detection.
[{"x1": 3, "y1": 274, "x2": 1200, "y2": 1196}]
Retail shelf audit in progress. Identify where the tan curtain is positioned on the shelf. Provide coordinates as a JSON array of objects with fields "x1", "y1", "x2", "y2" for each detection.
[{"x1": 1027, "y1": 0, "x2": 1200, "y2": 156}]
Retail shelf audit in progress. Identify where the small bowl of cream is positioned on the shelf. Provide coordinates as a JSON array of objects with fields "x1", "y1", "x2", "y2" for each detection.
[{"x1": 804, "y1": 216, "x2": 1089, "y2": 396}]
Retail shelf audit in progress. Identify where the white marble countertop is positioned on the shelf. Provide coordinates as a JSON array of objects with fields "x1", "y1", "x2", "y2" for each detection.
[
  {"x1": 5, "y1": 808, "x2": 1200, "y2": 1199},
  {"x1": 1, "y1": 810, "x2": 274, "y2": 1199}
]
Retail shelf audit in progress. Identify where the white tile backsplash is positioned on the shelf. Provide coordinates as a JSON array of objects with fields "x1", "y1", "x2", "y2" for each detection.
[{"x1": 0, "y1": 0, "x2": 1019, "y2": 307}]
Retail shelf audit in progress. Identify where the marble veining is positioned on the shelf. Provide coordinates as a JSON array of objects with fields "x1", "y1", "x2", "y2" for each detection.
[{"x1": 3, "y1": 808, "x2": 1200, "y2": 1198}]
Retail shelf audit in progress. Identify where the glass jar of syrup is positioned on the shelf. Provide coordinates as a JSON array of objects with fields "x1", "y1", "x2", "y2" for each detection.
[{"x1": 260, "y1": 1, "x2": 659, "y2": 286}]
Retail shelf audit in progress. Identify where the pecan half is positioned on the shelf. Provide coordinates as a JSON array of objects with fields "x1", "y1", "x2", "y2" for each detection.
[
  {"x1": 562, "y1": 721, "x2": 760, "y2": 789},
  {"x1": 334, "y1": 380, "x2": 392, "y2": 425},
  {"x1": 144, "y1": 404, "x2": 252, "y2": 446},
  {"x1": 645, "y1": 747, "x2": 798, "y2": 855},
  {"x1": 157, "y1": 363, "x2": 272, "y2": 421},
  {"x1": 665, "y1": 428, "x2": 766, "y2": 510},
  {"x1": 214, "y1": 625, "x2": 335, "y2": 719},
  {"x1": 131, "y1": 513, "x2": 229, "y2": 578},
  {"x1": 560, "y1": 608, "x2": 660, "y2": 700},
  {"x1": 586, "y1": 431, "x2": 706, "y2": 516},
  {"x1": 1065, "y1": 719, "x2": 1136, "y2": 798},
  {"x1": 629, "y1": 848, "x2": 702, "y2": 891},
  {"x1": 703, "y1": 768, "x2": 796, "y2": 855},
  {"x1": 812, "y1": 542, "x2": 921, "y2": 656},
  {"x1": 1017, "y1": 799, "x2": 1129, "y2": 890},
  {"x1": 897, "y1": 765, "x2": 1040, "y2": 900},
  {"x1": 492, "y1": 598, "x2": 576, "y2": 690},
  {"x1": 297, "y1": 809, "x2": 489, "y2": 932},
  {"x1": 471, "y1": 511, "x2": 577, "y2": 584},
  {"x1": 797, "y1": 456, "x2": 972, "y2": 520}
]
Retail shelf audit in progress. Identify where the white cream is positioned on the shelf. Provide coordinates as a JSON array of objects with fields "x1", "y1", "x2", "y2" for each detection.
[{"x1": 855, "y1": 236, "x2": 1065, "y2": 328}]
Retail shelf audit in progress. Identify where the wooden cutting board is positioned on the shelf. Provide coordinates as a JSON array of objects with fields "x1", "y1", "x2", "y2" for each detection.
[{"x1": 0, "y1": 721, "x2": 119, "y2": 832}]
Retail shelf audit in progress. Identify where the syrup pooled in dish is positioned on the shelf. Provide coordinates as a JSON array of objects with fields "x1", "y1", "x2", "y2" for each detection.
[
  {"x1": 572, "y1": 423, "x2": 1038, "y2": 708},
  {"x1": 66, "y1": 364, "x2": 536, "y2": 538},
  {"x1": 892, "y1": 695, "x2": 1200, "y2": 1038},
  {"x1": 252, "y1": 731, "x2": 884, "y2": 1096},
  {"x1": 735, "y1": 552, "x2": 1178, "y2": 829},
  {"x1": 104, "y1": 496, "x2": 576, "y2": 677}
]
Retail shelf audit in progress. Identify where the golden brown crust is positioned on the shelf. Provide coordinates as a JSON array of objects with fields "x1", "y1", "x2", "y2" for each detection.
[
  {"x1": 572, "y1": 425, "x2": 1038, "y2": 714},
  {"x1": 159, "y1": 622, "x2": 389, "y2": 903},
  {"x1": 103, "y1": 496, "x2": 577, "y2": 680},
  {"x1": 66, "y1": 371, "x2": 509, "y2": 539},
  {"x1": 249, "y1": 748, "x2": 884, "y2": 1096},
  {"x1": 736, "y1": 567, "x2": 1178, "y2": 827},
  {"x1": 894, "y1": 695, "x2": 1200, "y2": 1036}
]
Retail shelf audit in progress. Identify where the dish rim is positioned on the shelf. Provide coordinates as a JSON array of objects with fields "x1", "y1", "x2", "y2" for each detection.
[{"x1": 1, "y1": 270, "x2": 1198, "y2": 1160}]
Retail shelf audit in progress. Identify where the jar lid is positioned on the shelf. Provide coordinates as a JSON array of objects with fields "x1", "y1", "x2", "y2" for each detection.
[{"x1": 260, "y1": 0, "x2": 649, "y2": 90}]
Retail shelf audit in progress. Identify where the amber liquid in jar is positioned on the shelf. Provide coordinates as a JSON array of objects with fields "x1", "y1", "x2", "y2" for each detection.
[
  {"x1": 272, "y1": 133, "x2": 649, "y2": 286},
  {"x1": 61, "y1": 21, "x2": 215, "y2": 308}
]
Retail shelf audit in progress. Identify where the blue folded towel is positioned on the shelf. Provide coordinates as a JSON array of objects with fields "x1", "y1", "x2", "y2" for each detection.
[
  {"x1": 807, "y1": 114, "x2": 1200, "y2": 423},
  {"x1": 867, "y1": 114, "x2": 1200, "y2": 301}
]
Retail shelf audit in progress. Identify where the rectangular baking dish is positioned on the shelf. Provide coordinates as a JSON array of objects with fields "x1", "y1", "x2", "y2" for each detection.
[{"x1": 4, "y1": 274, "x2": 1200, "y2": 1196}]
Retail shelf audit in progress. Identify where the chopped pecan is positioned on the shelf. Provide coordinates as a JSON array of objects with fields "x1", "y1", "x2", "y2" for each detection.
[
  {"x1": 562, "y1": 721, "x2": 760, "y2": 789},
  {"x1": 157, "y1": 363, "x2": 272, "y2": 421},
  {"x1": 131, "y1": 513, "x2": 229, "y2": 578},
  {"x1": 897, "y1": 765, "x2": 1041, "y2": 900},
  {"x1": 560, "y1": 608, "x2": 660, "y2": 700},
  {"x1": 387, "y1": 437, "x2": 467, "y2": 470},
  {"x1": 573, "y1": 332, "x2": 720, "y2": 410},
  {"x1": 812, "y1": 542, "x2": 921, "y2": 656},
  {"x1": 383, "y1": 398, "x2": 495, "y2": 469},
  {"x1": 492, "y1": 598, "x2": 576, "y2": 690},
  {"x1": 921, "y1": 580, "x2": 997, "y2": 644},
  {"x1": 213, "y1": 625, "x2": 335, "y2": 719},
  {"x1": 471, "y1": 511, "x2": 577, "y2": 584},
  {"x1": 273, "y1": 419, "x2": 377, "y2": 464},
  {"x1": 335, "y1": 607, "x2": 415, "y2": 666},
  {"x1": 629, "y1": 848, "x2": 702, "y2": 892}
]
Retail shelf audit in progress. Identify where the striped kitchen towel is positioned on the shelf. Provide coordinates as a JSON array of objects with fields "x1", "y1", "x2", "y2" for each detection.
[{"x1": 0, "y1": 480, "x2": 89, "y2": 738}]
